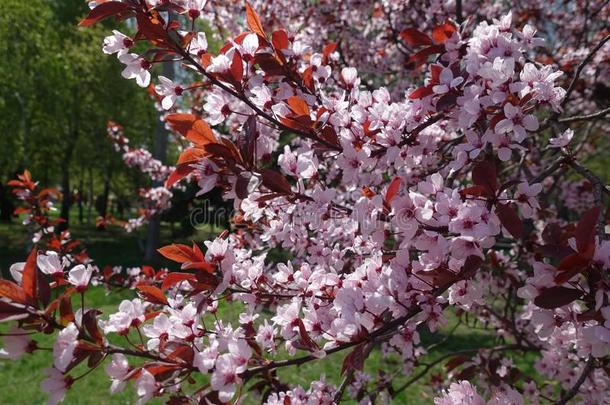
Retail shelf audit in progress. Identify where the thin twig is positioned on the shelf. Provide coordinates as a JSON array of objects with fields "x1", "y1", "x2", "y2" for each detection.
[
  {"x1": 559, "y1": 106, "x2": 610, "y2": 123},
  {"x1": 553, "y1": 356, "x2": 595, "y2": 405},
  {"x1": 561, "y1": 34, "x2": 610, "y2": 109}
]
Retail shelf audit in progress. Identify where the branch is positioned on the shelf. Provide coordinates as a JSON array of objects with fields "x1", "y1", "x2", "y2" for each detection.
[
  {"x1": 333, "y1": 342, "x2": 375, "y2": 403},
  {"x1": 559, "y1": 106, "x2": 610, "y2": 123},
  {"x1": 392, "y1": 345, "x2": 534, "y2": 397},
  {"x1": 561, "y1": 34, "x2": 610, "y2": 109},
  {"x1": 553, "y1": 356, "x2": 595, "y2": 405},
  {"x1": 176, "y1": 49, "x2": 342, "y2": 152}
]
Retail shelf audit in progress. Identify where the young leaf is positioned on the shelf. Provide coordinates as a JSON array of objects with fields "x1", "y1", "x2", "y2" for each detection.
[
  {"x1": 22, "y1": 248, "x2": 38, "y2": 306},
  {"x1": 136, "y1": 284, "x2": 169, "y2": 305},
  {"x1": 166, "y1": 114, "x2": 217, "y2": 146},
  {"x1": 158, "y1": 244, "x2": 200, "y2": 264},
  {"x1": 385, "y1": 177, "x2": 401, "y2": 206},
  {"x1": 245, "y1": 2, "x2": 266, "y2": 38}
]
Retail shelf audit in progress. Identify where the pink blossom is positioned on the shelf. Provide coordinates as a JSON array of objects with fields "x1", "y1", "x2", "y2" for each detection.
[
  {"x1": 0, "y1": 327, "x2": 34, "y2": 360},
  {"x1": 53, "y1": 322, "x2": 79, "y2": 372},
  {"x1": 41, "y1": 367, "x2": 70, "y2": 405},
  {"x1": 105, "y1": 353, "x2": 129, "y2": 393}
]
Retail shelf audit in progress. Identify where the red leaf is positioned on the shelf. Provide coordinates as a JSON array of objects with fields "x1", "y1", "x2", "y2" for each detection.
[
  {"x1": 496, "y1": 203, "x2": 523, "y2": 239},
  {"x1": 165, "y1": 114, "x2": 217, "y2": 146},
  {"x1": 136, "y1": 10, "x2": 170, "y2": 48},
  {"x1": 60, "y1": 293, "x2": 75, "y2": 326},
  {"x1": 287, "y1": 96, "x2": 310, "y2": 116},
  {"x1": 472, "y1": 160, "x2": 497, "y2": 195},
  {"x1": 409, "y1": 45, "x2": 445, "y2": 68},
  {"x1": 78, "y1": 1, "x2": 131, "y2": 27},
  {"x1": 261, "y1": 169, "x2": 292, "y2": 195},
  {"x1": 162, "y1": 273, "x2": 197, "y2": 291},
  {"x1": 341, "y1": 344, "x2": 366, "y2": 375},
  {"x1": 385, "y1": 177, "x2": 401, "y2": 206},
  {"x1": 137, "y1": 284, "x2": 169, "y2": 305},
  {"x1": 158, "y1": 244, "x2": 200, "y2": 264},
  {"x1": 460, "y1": 185, "x2": 490, "y2": 198},
  {"x1": 22, "y1": 248, "x2": 38, "y2": 306},
  {"x1": 272, "y1": 29, "x2": 289, "y2": 50},
  {"x1": 534, "y1": 286, "x2": 583, "y2": 309},
  {"x1": 432, "y1": 21, "x2": 457, "y2": 44},
  {"x1": 0, "y1": 281, "x2": 27, "y2": 304},
  {"x1": 554, "y1": 253, "x2": 591, "y2": 284},
  {"x1": 230, "y1": 51, "x2": 244, "y2": 86},
  {"x1": 165, "y1": 162, "x2": 196, "y2": 189},
  {"x1": 322, "y1": 42, "x2": 337, "y2": 64},
  {"x1": 409, "y1": 85, "x2": 434, "y2": 99},
  {"x1": 399, "y1": 28, "x2": 433, "y2": 47},
  {"x1": 245, "y1": 1, "x2": 266, "y2": 38},
  {"x1": 575, "y1": 206, "x2": 602, "y2": 254}
]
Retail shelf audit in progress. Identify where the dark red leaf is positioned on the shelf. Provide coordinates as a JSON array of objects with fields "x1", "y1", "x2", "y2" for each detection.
[
  {"x1": 166, "y1": 114, "x2": 217, "y2": 146},
  {"x1": 534, "y1": 286, "x2": 583, "y2": 309},
  {"x1": 158, "y1": 244, "x2": 200, "y2": 264},
  {"x1": 165, "y1": 162, "x2": 196, "y2": 189},
  {"x1": 261, "y1": 169, "x2": 292, "y2": 195},
  {"x1": 575, "y1": 206, "x2": 602, "y2": 254},
  {"x1": 472, "y1": 160, "x2": 497, "y2": 194},
  {"x1": 78, "y1": 1, "x2": 131, "y2": 27},
  {"x1": 341, "y1": 344, "x2": 366, "y2": 375},
  {"x1": 496, "y1": 203, "x2": 523, "y2": 239}
]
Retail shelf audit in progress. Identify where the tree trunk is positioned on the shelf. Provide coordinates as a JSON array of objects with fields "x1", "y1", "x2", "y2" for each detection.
[
  {"x1": 144, "y1": 61, "x2": 174, "y2": 263},
  {"x1": 78, "y1": 169, "x2": 84, "y2": 224},
  {"x1": 87, "y1": 167, "x2": 93, "y2": 224},
  {"x1": 60, "y1": 164, "x2": 71, "y2": 228}
]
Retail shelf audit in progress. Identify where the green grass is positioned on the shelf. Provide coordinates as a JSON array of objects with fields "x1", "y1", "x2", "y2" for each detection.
[{"x1": 0, "y1": 220, "x2": 538, "y2": 404}]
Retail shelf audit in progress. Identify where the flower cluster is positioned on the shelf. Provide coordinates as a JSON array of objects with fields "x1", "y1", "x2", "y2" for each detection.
[{"x1": 2, "y1": 1, "x2": 610, "y2": 404}]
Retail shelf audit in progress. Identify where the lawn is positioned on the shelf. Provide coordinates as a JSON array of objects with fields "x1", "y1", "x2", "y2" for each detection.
[{"x1": 0, "y1": 219, "x2": 538, "y2": 404}]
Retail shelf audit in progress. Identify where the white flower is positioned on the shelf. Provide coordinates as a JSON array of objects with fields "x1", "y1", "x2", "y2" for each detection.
[
  {"x1": 207, "y1": 53, "x2": 232, "y2": 74},
  {"x1": 155, "y1": 76, "x2": 183, "y2": 110},
  {"x1": 188, "y1": 32, "x2": 208, "y2": 56},
  {"x1": 119, "y1": 53, "x2": 152, "y2": 88},
  {"x1": 548, "y1": 128, "x2": 573, "y2": 148},
  {"x1": 38, "y1": 251, "x2": 64, "y2": 277},
  {"x1": 67, "y1": 265, "x2": 93, "y2": 292},
  {"x1": 102, "y1": 30, "x2": 132, "y2": 57}
]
